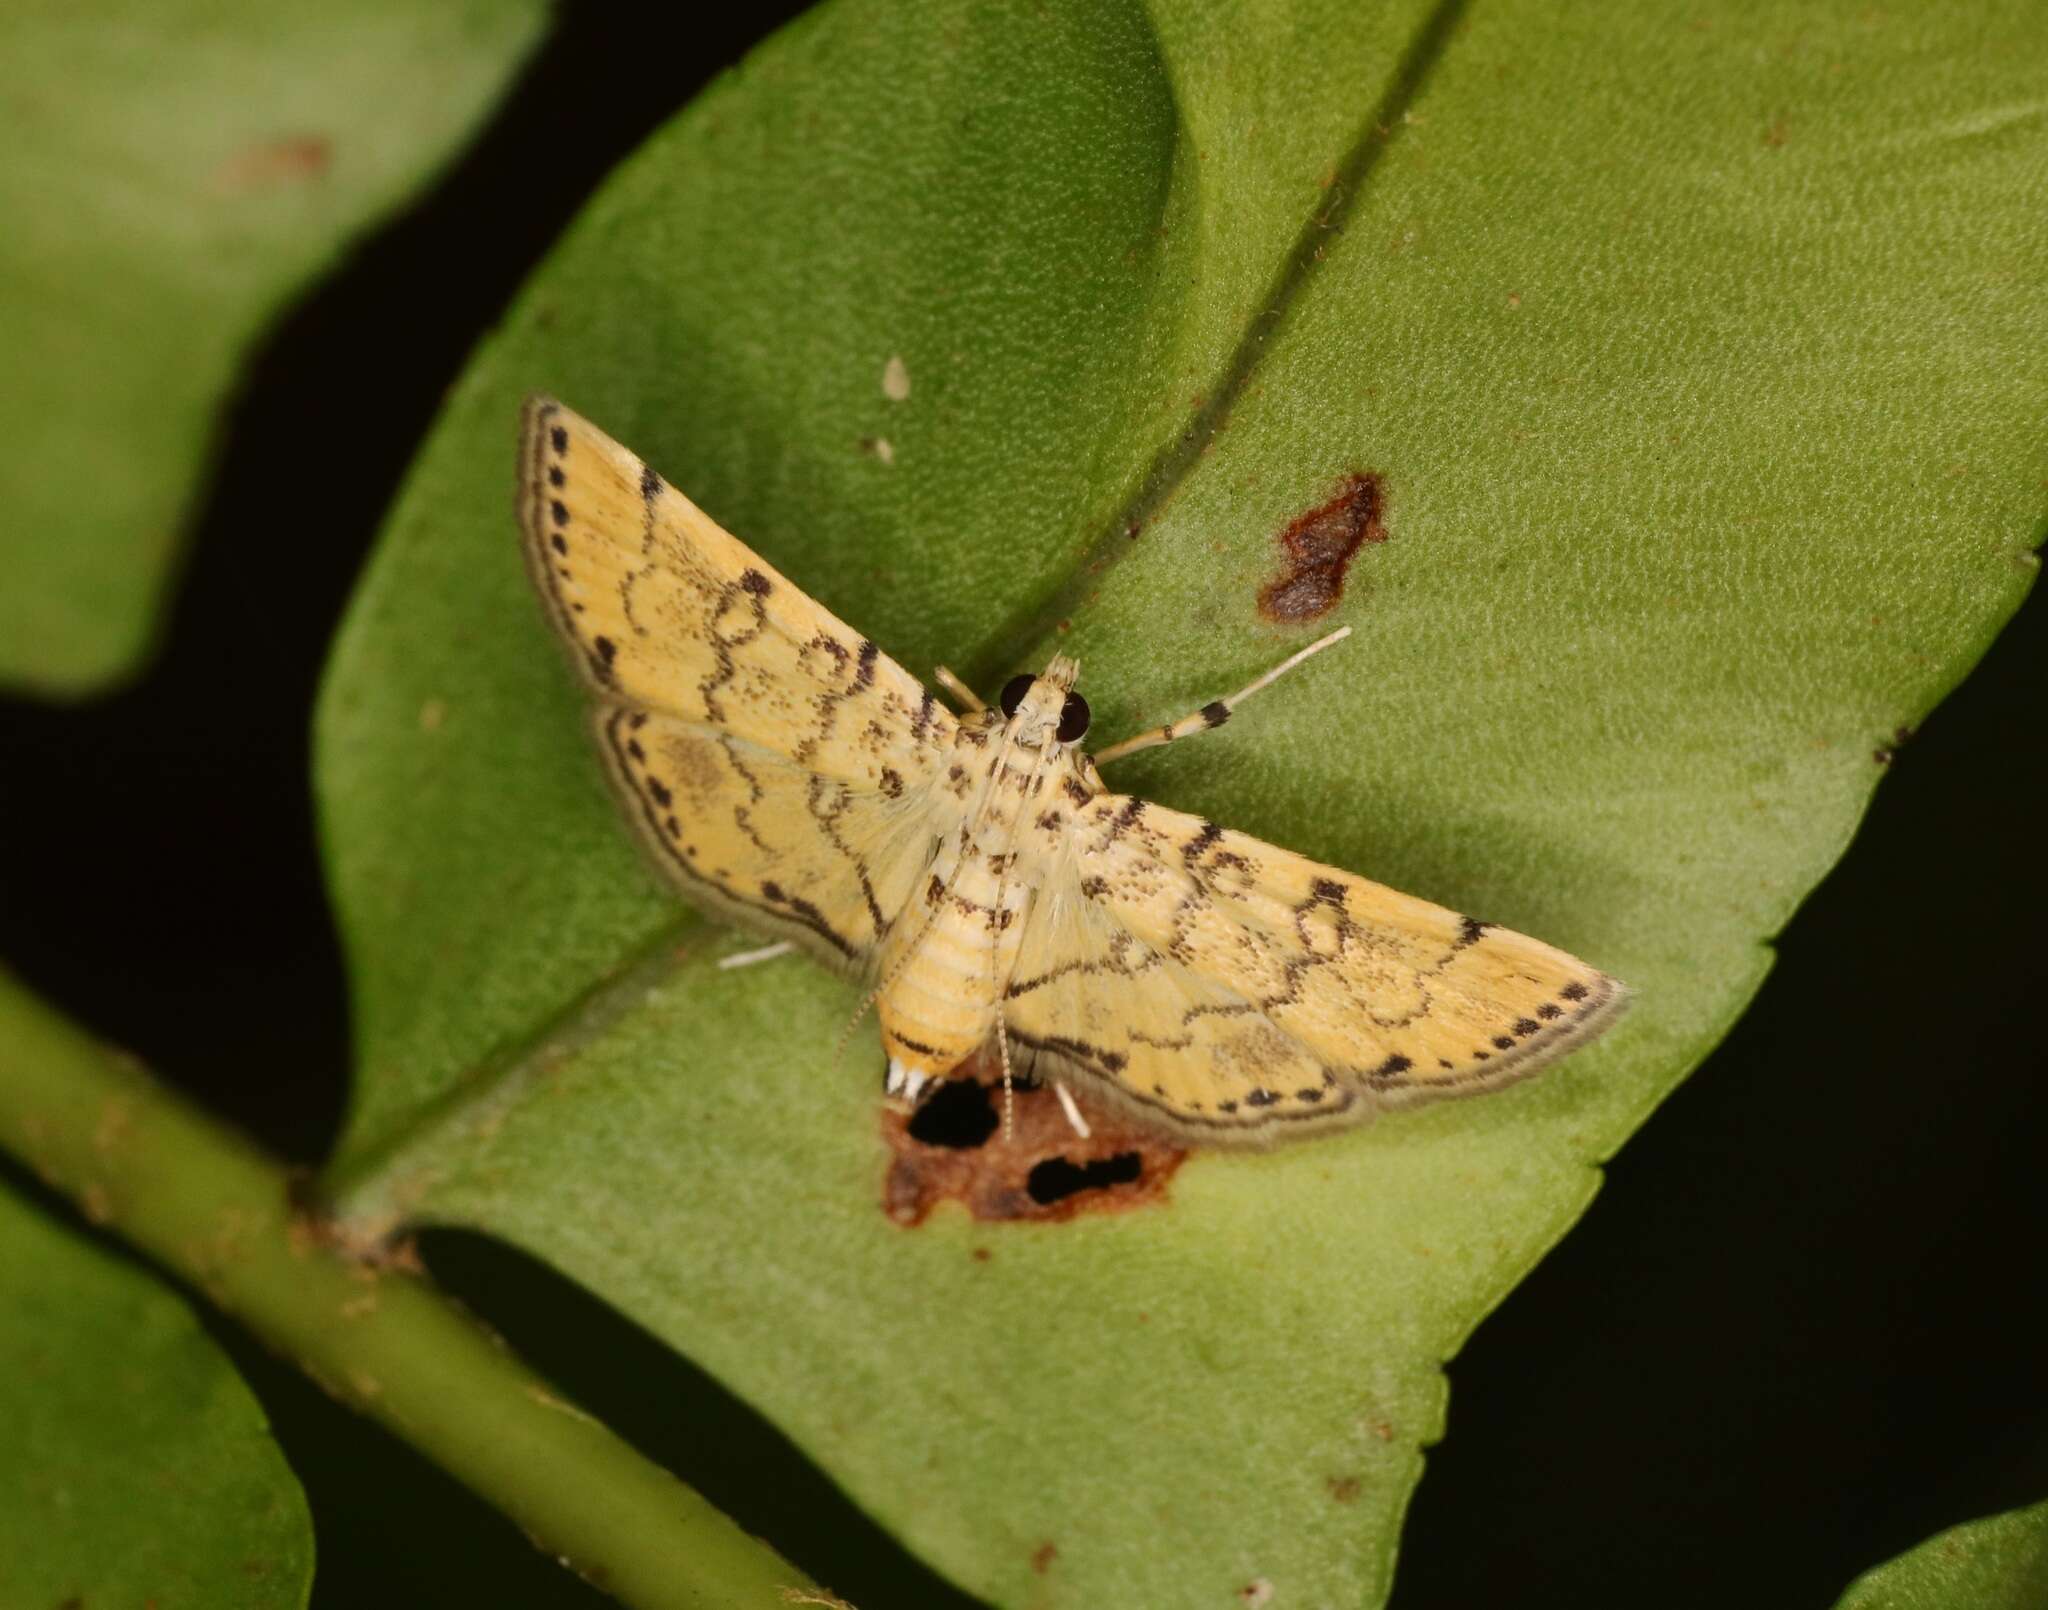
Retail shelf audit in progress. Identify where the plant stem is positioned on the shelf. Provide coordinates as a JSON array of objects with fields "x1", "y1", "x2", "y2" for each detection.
[{"x1": 0, "y1": 967, "x2": 843, "y2": 1610}]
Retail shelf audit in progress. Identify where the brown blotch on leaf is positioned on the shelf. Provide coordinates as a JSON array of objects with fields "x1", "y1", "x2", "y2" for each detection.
[
  {"x1": 1257, "y1": 473, "x2": 1387, "y2": 623},
  {"x1": 1326, "y1": 1474, "x2": 1363, "y2": 1503},
  {"x1": 215, "y1": 133, "x2": 332, "y2": 190},
  {"x1": 1030, "y1": 1541, "x2": 1059, "y2": 1575},
  {"x1": 881, "y1": 1045, "x2": 1185, "y2": 1225}
]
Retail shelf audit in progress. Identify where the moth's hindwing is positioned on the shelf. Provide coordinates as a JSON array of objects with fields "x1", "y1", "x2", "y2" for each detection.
[
  {"x1": 1005, "y1": 793, "x2": 1626, "y2": 1142},
  {"x1": 598, "y1": 709, "x2": 949, "y2": 972}
]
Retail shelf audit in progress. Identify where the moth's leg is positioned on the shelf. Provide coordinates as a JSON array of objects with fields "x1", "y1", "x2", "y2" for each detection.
[
  {"x1": 933, "y1": 665, "x2": 987, "y2": 713},
  {"x1": 1052, "y1": 1080, "x2": 1093, "y2": 1140},
  {"x1": 715, "y1": 939, "x2": 797, "y2": 971},
  {"x1": 1092, "y1": 626, "x2": 1350, "y2": 766}
]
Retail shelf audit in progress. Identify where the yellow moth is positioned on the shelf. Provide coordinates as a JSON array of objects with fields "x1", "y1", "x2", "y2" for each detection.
[{"x1": 518, "y1": 398, "x2": 1627, "y2": 1145}]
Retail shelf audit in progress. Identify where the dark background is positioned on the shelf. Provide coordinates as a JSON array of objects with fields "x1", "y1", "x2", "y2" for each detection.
[{"x1": 2, "y1": 7, "x2": 2043, "y2": 1606}]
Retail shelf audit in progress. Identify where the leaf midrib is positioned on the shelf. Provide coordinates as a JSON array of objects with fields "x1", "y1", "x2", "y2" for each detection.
[
  {"x1": 966, "y1": 0, "x2": 1472, "y2": 688},
  {"x1": 325, "y1": 911, "x2": 699, "y2": 1219}
]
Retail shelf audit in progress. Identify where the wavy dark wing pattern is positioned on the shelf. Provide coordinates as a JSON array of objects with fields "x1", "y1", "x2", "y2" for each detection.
[
  {"x1": 519, "y1": 397, "x2": 957, "y2": 969},
  {"x1": 1004, "y1": 792, "x2": 1626, "y2": 1143}
]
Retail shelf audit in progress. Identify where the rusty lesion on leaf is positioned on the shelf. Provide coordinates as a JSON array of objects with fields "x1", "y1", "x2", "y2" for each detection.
[
  {"x1": 881, "y1": 1045, "x2": 1185, "y2": 1225},
  {"x1": 214, "y1": 133, "x2": 333, "y2": 191},
  {"x1": 1257, "y1": 473, "x2": 1387, "y2": 623}
]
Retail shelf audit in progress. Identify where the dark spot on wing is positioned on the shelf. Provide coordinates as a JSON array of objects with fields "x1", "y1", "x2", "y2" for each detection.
[
  {"x1": 646, "y1": 778, "x2": 672, "y2": 807},
  {"x1": 549, "y1": 424, "x2": 568, "y2": 454},
  {"x1": 639, "y1": 463, "x2": 662, "y2": 499},
  {"x1": 740, "y1": 568, "x2": 772, "y2": 596},
  {"x1": 550, "y1": 498, "x2": 569, "y2": 527},
  {"x1": 1560, "y1": 982, "x2": 1589, "y2": 1002},
  {"x1": 1257, "y1": 471, "x2": 1386, "y2": 623},
  {"x1": 550, "y1": 533, "x2": 568, "y2": 556},
  {"x1": 879, "y1": 767, "x2": 904, "y2": 799}
]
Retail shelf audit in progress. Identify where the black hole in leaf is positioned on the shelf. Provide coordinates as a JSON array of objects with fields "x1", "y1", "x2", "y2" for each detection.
[
  {"x1": 1027, "y1": 1152, "x2": 1143, "y2": 1204},
  {"x1": 907, "y1": 1079, "x2": 999, "y2": 1149}
]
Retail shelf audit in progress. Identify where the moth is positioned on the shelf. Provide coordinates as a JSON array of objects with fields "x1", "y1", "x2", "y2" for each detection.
[{"x1": 518, "y1": 397, "x2": 1627, "y2": 1144}]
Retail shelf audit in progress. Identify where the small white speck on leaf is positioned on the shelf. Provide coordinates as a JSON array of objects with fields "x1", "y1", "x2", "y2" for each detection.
[{"x1": 882, "y1": 354, "x2": 910, "y2": 401}]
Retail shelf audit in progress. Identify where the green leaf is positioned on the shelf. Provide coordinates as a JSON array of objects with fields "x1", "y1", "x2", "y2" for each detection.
[
  {"x1": 0, "y1": 1181, "x2": 313, "y2": 1608},
  {"x1": 1832, "y1": 1501, "x2": 2048, "y2": 1610},
  {"x1": 0, "y1": 0, "x2": 548, "y2": 697},
  {"x1": 315, "y1": 0, "x2": 2046, "y2": 1603}
]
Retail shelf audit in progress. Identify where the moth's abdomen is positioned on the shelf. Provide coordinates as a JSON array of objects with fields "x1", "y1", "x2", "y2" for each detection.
[{"x1": 877, "y1": 852, "x2": 1026, "y2": 1080}]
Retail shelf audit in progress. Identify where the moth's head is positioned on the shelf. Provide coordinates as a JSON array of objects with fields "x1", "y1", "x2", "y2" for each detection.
[{"x1": 997, "y1": 655, "x2": 1090, "y2": 751}]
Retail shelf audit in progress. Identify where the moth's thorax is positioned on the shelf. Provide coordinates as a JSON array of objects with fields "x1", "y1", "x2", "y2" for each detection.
[{"x1": 874, "y1": 701, "x2": 1101, "y2": 1079}]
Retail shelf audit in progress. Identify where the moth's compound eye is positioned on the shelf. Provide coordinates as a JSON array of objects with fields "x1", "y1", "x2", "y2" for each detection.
[
  {"x1": 999, "y1": 673, "x2": 1035, "y2": 718},
  {"x1": 1056, "y1": 691, "x2": 1091, "y2": 744}
]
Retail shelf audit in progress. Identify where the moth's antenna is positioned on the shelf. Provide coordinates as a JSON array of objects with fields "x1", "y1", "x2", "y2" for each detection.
[
  {"x1": 994, "y1": 1009, "x2": 1016, "y2": 1145},
  {"x1": 1093, "y1": 626, "x2": 1351, "y2": 766},
  {"x1": 987, "y1": 860, "x2": 1019, "y2": 1146}
]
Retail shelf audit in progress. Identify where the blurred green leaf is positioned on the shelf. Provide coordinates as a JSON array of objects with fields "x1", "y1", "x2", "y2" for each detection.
[
  {"x1": 1833, "y1": 1501, "x2": 2048, "y2": 1610},
  {"x1": 0, "y1": 1180, "x2": 313, "y2": 1609},
  {"x1": 0, "y1": 0, "x2": 549, "y2": 696},
  {"x1": 315, "y1": 0, "x2": 2046, "y2": 1603}
]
